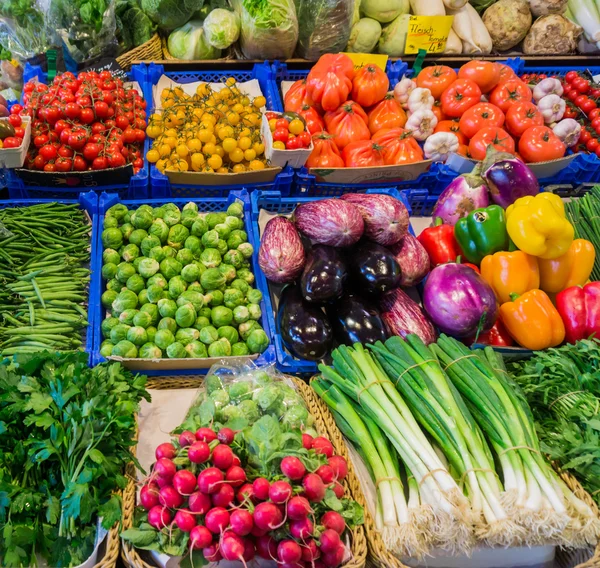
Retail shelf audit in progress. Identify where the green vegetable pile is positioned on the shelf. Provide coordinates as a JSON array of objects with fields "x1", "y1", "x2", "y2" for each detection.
[
  {"x1": 116, "y1": 0, "x2": 157, "y2": 52},
  {"x1": 0, "y1": 202, "x2": 92, "y2": 357},
  {"x1": 0, "y1": 351, "x2": 149, "y2": 568},
  {"x1": 100, "y1": 200, "x2": 269, "y2": 360}
]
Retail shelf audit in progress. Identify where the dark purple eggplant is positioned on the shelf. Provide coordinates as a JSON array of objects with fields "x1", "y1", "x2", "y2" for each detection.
[
  {"x1": 348, "y1": 241, "x2": 401, "y2": 296},
  {"x1": 278, "y1": 285, "x2": 332, "y2": 361},
  {"x1": 327, "y1": 293, "x2": 387, "y2": 346},
  {"x1": 300, "y1": 245, "x2": 347, "y2": 304}
]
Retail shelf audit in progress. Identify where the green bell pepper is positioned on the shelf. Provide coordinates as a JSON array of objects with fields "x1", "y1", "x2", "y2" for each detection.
[{"x1": 454, "y1": 205, "x2": 509, "y2": 265}]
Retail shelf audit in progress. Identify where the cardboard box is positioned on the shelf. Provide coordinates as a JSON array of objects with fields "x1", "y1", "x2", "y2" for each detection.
[
  {"x1": 0, "y1": 115, "x2": 30, "y2": 169},
  {"x1": 107, "y1": 353, "x2": 257, "y2": 372},
  {"x1": 262, "y1": 113, "x2": 313, "y2": 169},
  {"x1": 309, "y1": 160, "x2": 433, "y2": 184},
  {"x1": 13, "y1": 163, "x2": 135, "y2": 188},
  {"x1": 164, "y1": 166, "x2": 281, "y2": 187}
]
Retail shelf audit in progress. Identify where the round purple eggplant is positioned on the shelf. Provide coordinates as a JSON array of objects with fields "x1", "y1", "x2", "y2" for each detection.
[
  {"x1": 348, "y1": 241, "x2": 401, "y2": 296},
  {"x1": 300, "y1": 245, "x2": 347, "y2": 303},
  {"x1": 326, "y1": 293, "x2": 387, "y2": 346}
]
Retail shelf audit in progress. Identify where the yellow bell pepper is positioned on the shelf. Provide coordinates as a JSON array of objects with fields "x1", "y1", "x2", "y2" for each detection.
[
  {"x1": 506, "y1": 193, "x2": 574, "y2": 260},
  {"x1": 538, "y1": 239, "x2": 596, "y2": 294},
  {"x1": 480, "y1": 251, "x2": 540, "y2": 304}
]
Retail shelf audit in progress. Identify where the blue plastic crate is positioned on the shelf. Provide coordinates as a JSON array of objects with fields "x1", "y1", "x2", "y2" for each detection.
[
  {"x1": 0, "y1": 191, "x2": 99, "y2": 363},
  {"x1": 92, "y1": 189, "x2": 276, "y2": 376},
  {"x1": 250, "y1": 188, "x2": 413, "y2": 375},
  {"x1": 5, "y1": 63, "x2": 149, "y2": 200}
]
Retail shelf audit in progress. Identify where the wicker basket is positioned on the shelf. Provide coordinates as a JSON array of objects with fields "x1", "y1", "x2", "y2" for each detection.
[
  {"x1": 121, "y1": 376, "x2": 368, "y2": 568},
  {"x1": 116, "y1": 34, "x2": 162, "y2": 69}
]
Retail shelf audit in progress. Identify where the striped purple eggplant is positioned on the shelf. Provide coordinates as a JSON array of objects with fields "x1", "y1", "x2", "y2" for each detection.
[
  {"x1": 388, "y1": 234, "x2": 430, "y2": 287},
  {"x1": 258, "y1": 216, "x2": 305, "y2": 284},
  {"x1": 380, "y1": 288, "x2": 437, "y2": 345}
]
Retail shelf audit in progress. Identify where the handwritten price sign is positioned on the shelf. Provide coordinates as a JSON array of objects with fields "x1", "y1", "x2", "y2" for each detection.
[{"x1": 404, "y1": 15, "x2": 454, "y2": 55}]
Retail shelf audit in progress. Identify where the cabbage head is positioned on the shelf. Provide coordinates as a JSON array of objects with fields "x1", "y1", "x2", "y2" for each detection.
[
  {"x1": 167, "y1": 20, "x2": 222, "y2": 60},
  {"x1": 204, "y1": 9, "x2": 240, "y2": 49},
  {"x1": 347, "y1": 18, "x2": 381, "y2": 53},
  {"x1": 361, "y1": 0, "x2": 409, "y2": 23},
  {"x1": 140, "y1": 0, "x2": 204, "y2": 30},
  {"x1": 378, "y1": 13, "x2": 410, "y2": 56}
]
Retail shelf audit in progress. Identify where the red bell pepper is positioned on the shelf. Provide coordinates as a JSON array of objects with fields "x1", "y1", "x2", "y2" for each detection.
[
  {"x1": 417, "y1": 218, "x2": 461, "y2": 266},
  {"x1": 556, "y1": 282, "x2": 600, "y2": 344},
  {"x1": 470, "y1": 318, "x2": 514, "y2": 347}
]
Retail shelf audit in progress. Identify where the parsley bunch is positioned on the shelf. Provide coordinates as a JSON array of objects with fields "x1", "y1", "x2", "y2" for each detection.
[{"x1": 0, "y1": 351, "x2": 149, "y2": 567}]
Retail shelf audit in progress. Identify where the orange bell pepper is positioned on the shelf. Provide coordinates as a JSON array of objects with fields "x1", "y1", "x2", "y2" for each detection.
[
  {"x1": 480, "y1": 251, "x2": 540, "y2": 305},
  {"x1": 499, "y1": 289, "x2": 565, "y2": 350},
  {"x1": 538, "y1": 239, "x2": 596, "y2": 294}
]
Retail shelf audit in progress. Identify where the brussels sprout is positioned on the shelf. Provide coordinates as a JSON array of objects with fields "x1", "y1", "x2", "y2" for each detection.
[
  {"x1": 149, "y1": 246, "x2": 166, "y2": 262},
  {"x1": 155, "y1": 329, "x2": 176, "y2": 350},
  {"x1": 224, "y1": 289, "x2": 244, "y2": 309},
  {"x1": 101, "y1": 316, "x2": 120, "y2": 338},
  {"x1": 247, "y1": 329, "x2": 269, "y2": 354},
  {"x1": 163, "y1": 208, "x2": 181, "y2": 228},
  {"x1": 223, "y1": 250, "x2": 244, "y2": 268},
  {"x1": 102, "y1": 228, "x2": 123, "y2": 249},
  {"x1": 225, "y1": 215, "x2": 244, "y2": 230},
  {"x1": 211, "y1": 305, "x2": 233, "y2": 327},
  {"x1": 184, "y1": 235, "x2": 202, "y2": 257},
  {"x1": 181, "y1": 209, "x2": 199, "y2": 229},
  {"x1": 147, "y1": 274, "x2": 168, "y2": 289},
  {"x1": 253, "y1": 384, "x2": 281, "y2": 411},
  {"x1": 208, "y1": 337, "x2": 231, "y2": 357},
  {"x1": 133, "y1": 311, "x2": 153, "y2": 328},
  {"x1": 129, "y1": 229, "x2": 148, "y2": 247},
  {"x1": 167, "y1": 341, "x2": 187, "y2": 358},
  {"x1": 131, "y1": 209, "x2": 153, "y2": 230},
  {"x1": 227, "y1": 202, "x2": 244, "y2": 218},
  {"x1": 199, "y1": 307, "x2": 212, "y2": 319},
  {"x1": 176, "y1": 303, "x2": 196, "y2": 328},
  {"x1": 110, "y1": 323, "x2": 131, "y2": 344},
  {"x1": 231, "y1": 279, "x2": 250, "y2": 295},
  {"x1": 149, "y1": 218, "x2": 169, "y2": 244},
  {"x1": 103, "y1": 249, "x2": 121, "y2": 265},
  {"x1": 194, "y1": 316, "x2": 211, "y2": 330},
  {"x1": 206, "y1": 212, "x2": 227, "y2": 229},
  {"x1": 216, "y1": 239, "x2": 228, "y2": 256},
  {"x1": 153, "y1": 206, "x2": 165, "y2": 219},
  {"x1": 139, "y1": 342, "x2": 162, "y2": 358},
  {"x1": 233, "y1": 305, "x2": 249, "y2": 324},
  {"x1": 168, "y1": 224, "x2": 190, "y2": 250},
  {"x1": 228, "y1": 382, "x2": 251, "y2": 402},
  {"x1": 218, "y1": 325, "x2": 239, "y2": 345},
  {"x1": 237, "y1": 269, "x2": 255, "y2": 285},
  {"x1": 181, "y1": 263, "x2": 200, "y2": 283},
  {"x1": 239, "y1": 320, "x2": 262, "y2": 342},
  {"x1": 227, "y1": 234, "x2": 244, "y2": 250},
  {"x1": 126, "y1": 274, "x2": 145, "y2": 294},
  {"x1": 102, "y1": 263, "x2": 118, "y2": 281},
  {"x1": 253, "y1": 371, "x2": 271, "y2": 387},
  {"x1": 127, "y1": 326, "x2": 148, "y2": 346},
  {"x1": 247, "y1": 288, "x2": 263, "y2": 305},
  {"x1": 201, "y1": 248, "x2": 222, "y2": 269},
  {"x1": 123, "y1": 212, "x2": 132, "y2": 223},
  {"x1": 238, "y1": 243, "x2": 254, "y2": 259},
  {"x1": 141, "y1": 303, "x2": 159, "y2": 324},
  {"x1": 111, "y1": 340, "x2": 138, "y2": 358},
  {"x1": 120, "y1": 223, "x2": 134, "y2": 240},
  {"x1": 162, "y1": 245, "x2": 177, "y2": 258},
  {"x1": 106, "y1": 279, "x2": 122, "y2": 292},
  {"x1": 146, "y1": 285, "x2": 163, "y2": 304},
  {"x1": 158, "y1": 317, "x2": 178, "y2": 334},
  {"x1": 112, "y1": 290, "x2": 138, "y2": 314},
  {"x1": 175, "y1": 248, "x2": 193, "y2": 267},
  {"x1": 107, "y1": 203, "x2": 129, "y2": 221},
  {"x1": 201, "y1": 268, "x2": 226, "y2": 291},
  {"x1": 210, "y1": 389, "x2": 230, "y2": 407},
  {"x1": 229, "y1": 229, "x2": 248, "y2": 243},
  {"x1": 282, "y1": 406, "x2": 310, "y2": 429},
  {"x1": 202, "y1": 230, "x2": 219, "y2": 248},
  {"x1": 138, "y1": 289, "x2": 149, "y2": 306},
  {"x1": 186, "y1": 340, "x2": 208, "y2": 358},
  {"x1": 141, "y1": 235, "x2": 161, "y2": 257},
  {"x1": 119, "y1": 309, "x2": 139, "y2": 325},
  {"x1": 199, "y1": 325, "x2": 219, "y2": 345},
  {"x1": 219, "y1": 264, "x2": 236, "y2": 284},
  {"x1": 214, "y1": 223, "x2": 231, "y2": 240},
  {"x1": 102, "y1": 290, "x2": 119, "y2": 309},
  {"x1": 168, "y1": 276, "x2": 188, "y2": 300},
  {"x1": 248, "y1": 304, "x2": 262, "y2": 320},
  {"x1": 231, "y1": 342, "x2": 250, "y2": 357},
  {"x1": 206, "y1": 374, "x2": 223, "y2": 393},
  {"x1": 191, "y1": 217, "x2": 208, "y2": 237},
  {"x1": 205, "y1": 290, "x2": 224, "y2": 307},
  {"x1": 221, "y1": 404, "x2": 243, "y2": 422},
  {"x1": 238, "y1": 398, "x2": 258, "y2": 421},
  {"x1": 146, "y1": 326, "x2": 158, "y2": 342},
  {"x1": 158, "y1": 298, "x2": 178, "y2": 318},
  {"x1": 100, "y1": 341, "x2": 115, "y2": 358},
  {"x1": 132, "y1": 256, "x2": 146, "y2": 271},
  {"x1": 183, "y1": 201, "x2": 198, "y2": 213},
  {"x1": 176, "y1": 327, "x2": 200, "y2": 345},
  {"x1": 160, "y1": 257, "x2": 182, "y2": 280},
  {"x1": 188, "y1": 281, "x2": 204, "y2": 293},
  {"x1": 136, "y1": 258, "x2": 158, "y2": 279},
  {"x1": 177, "y1": 291, "x2": 204, "y2": 312}
]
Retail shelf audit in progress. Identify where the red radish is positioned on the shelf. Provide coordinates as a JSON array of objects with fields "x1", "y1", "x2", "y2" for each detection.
[
  {"x1": 190, "y1": 525, "x2": 213, "y2": 549},
  {"x1": 174, "y1": 509, "x2": 196, "y2": 532},
  {"x1": 188, "y1": 441, "x2": 210, "y2": 464},
  {"x1": 220, "y1": 531, "x2": 245, "y2": 562},
  {"x1": 302, "y1": 473, "x2": 326, "y2": 502},
  {"x1": 205, "y1": 507, "x2": 230, "y2": 534},
  {"x1": 140, "y1": 483, "x2": 160, "y2": 510},
  {"x1": 212, "y1": 444, "x2": 234, "y2": 470},
  {"x1": 269, "y1": 480, "x2": 293, "y2": 504},
  {"x1": 197, "y1": 467, "x2": 224, "y2": 494},
  {"x1": 225, "y1": 465, "x2": 246, "y2": 487},
  {"x1": 154, "y1": 457, "x2": 176, "y2": 479},
  {"x1": 237, "y1": 483, "x2": 255, "y2": 503},
  {"x1": 328, "y1": 456, "x2": 348, "y2": 480},
  {"x1": 287, "y1": 496, "x2": 311, "y2": 520},
  {"x1": 148, "y1": 505, "x2": 171, "y2": 529},
  {"x1": 322, "y1": 511, "x2": 345, "y2": 535},
  {"x1": 302, "y1": 539, "x2": 321, "y2": 562},
  {"x1": 252, "y1": 477, "x2": 270, "y2": 501},
  {"x1": 302, "y1": 433, "x2": 313, "y2": 450},
  {"x1": 251, "y1": 524, "x2": 268, "y2": 537},
  {"x1": 203, "y1": 543, "x2": 221, "y2": 562},
  {"x1": 173, "y1": 469, "x2": 197, "y2": 495},
  {"x1": 290, "y1": 517, "x2": 314, "y2": 540},
  {"x1": 312, "y1": 437, "x2": 334, "y2": 458},
  {"x1": 332, "y1": 482, "x2": 344, "y2": 499},
  {"x1": 322, "y1": 544, "x2": 345, "y2": 567},
  {"x1": 189, "y1": 491, "x2": 211, "y2": 514},
  {"x1": 253, "y1": 502, "x2": 283, "y2": 530},
  {"x1": 231, "y1": 509, "x2": 254, "y2": 536},
  {"x1": 178, "y1": 430, "x2": 196, "y2": 447},
  {"x1": 280, "y1": 563, "x2": 305, "y2": 568},
  {"x1": 243, "y1": 539, "x2": 256, "y2": 561},
  {"x1": 156, "y1": 476, "x2": 171, "y2": 489},
  {"x1": 316, "y1": 464, "x2": 335, "y2": 485},
  {"x1": 217, "y1": 427, "x2": 235, "y2": 445},
  {"x1": 256, "y1": 535, "x2": 278, "y2": 559},
  {"x1": 232, "y1": 454, "x2": 241, "y2": 467},
  {"x1": 212, "y1": 483, "x2": 235, "y2": 508},
  {"x1": 278, "y1": 540, "x2": 303, "y2": 564},
  {"x1": 159, "y1": 486, "x2": 183, "y2": 509},
  {"x1": 319, "y1": 529, "x2": 341, "y2": 553},
  {"x1": 196, "y1": 427, "x2": 217, "y2": 443},
  {"x1": 155, "y1": 442, "x2": 176, "y2": 460},
  {"x1": 281, "y1": 456, "x2": 306, "y2": 480}
]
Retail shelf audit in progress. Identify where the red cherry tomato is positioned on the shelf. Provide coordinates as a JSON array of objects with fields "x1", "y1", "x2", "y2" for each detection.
[
  {"x1": 275, "y1": 118, "x2": 289, "y2": 130},
  {"x1": 39, "y1": 145, "x2": 58, "y2": 161},
  {"x1": 565, "y1": 71, "x2": 578, "y2": 83},
  {"x1": 8, "y1": 114, "x2": 21, "y2": 127},
  {"x1": 273, "y1": 128, "x2": 289, "y2": 143},
  {"x1": 587, "y1": 138, "x2": 599, "y2": 152}
]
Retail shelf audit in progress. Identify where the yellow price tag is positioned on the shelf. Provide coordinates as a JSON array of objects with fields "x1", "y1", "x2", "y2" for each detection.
[
  {"x1": 404, "y1": 15, "x2": 454, "y2": 55},
  {"x1": 342, "y1": 52, "x2": 389, "y2": 72}
]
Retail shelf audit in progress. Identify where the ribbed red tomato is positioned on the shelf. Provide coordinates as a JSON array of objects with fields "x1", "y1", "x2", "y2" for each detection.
[
  {"x1": 324, "y1": 102, "x2": 370, "y2": 150},
  {"x1": 468, "y1": 126, "x2": 515, "y2": 160},
  {"x1": 306, "y1": 133, "x2": 344, "y2": 168},
  {"x1": 351, "y1": 64, "x2": 389, "y2": 107},
  {"x1": 342, "y1": 141, "x2": 385, "y2": 167},
  {"x1": 367, "y1": 93, "x2": 407, "y2": 135},
  {"x1": 371, "y1": 128, "x2": 424, "y2": 165}
]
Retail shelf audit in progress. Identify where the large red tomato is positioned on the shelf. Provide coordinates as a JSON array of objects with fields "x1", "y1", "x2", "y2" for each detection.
[
  {"x1": 352, "y1": 64, "x2": 389, "y2": 107},
  {"x1": 324, "y1": 102, "x2": 370, "y2": 150},
  {"x1": 371, "y1": 128, "x2": 424, "y2": 165},
  {"x1": 342, "y1": 141, "x2": 385, "y2": 167},
  {"x1": 306, "y1": 133, "x2": 345, "y2": 168},
  {"x1": 489, "y1": 80, "x2": 532, "y2": 113},
  {"x1": 312, "y1": 53, "x2": 355, "y2": 80},
  {"x1": 505, "y1": 101, "x2": 544, "y2": 138},
  {"x1": 459, "y1": 103, "x2": 505, "y2": 140},
  {"x1": 497, "y1": 63, "x2": 518, "y2": 85},
  {"x1": 440, "y1": 79, "x2": 482, "y2": 118},
  {"x1": 367, "y1": 93, "x2": 407, "y2": 134},
  {"x1": 284, "y1": 80, "x2": 316, "y2": 113},
  {"x1": 307, "y1": 53, "x2": 355, "y2": 112},
  {"x1": 299, "y1": 105, "x2": 325, "y2": 134},
  {"x1": 416, "y1": 65, "x2": 457, "y2": 99},
  {"x1": 518, "y1": 126, "x2": 566, "y2": 163},
  {"x1": 435, "y1": 120, "x2": 467, "y2": 145},
  {"x1": 458, "y1": 61, "x2": 501, "y2": 94},
  {"x1": 468, "y1": 126, "x2": 515, "y2": 160}
]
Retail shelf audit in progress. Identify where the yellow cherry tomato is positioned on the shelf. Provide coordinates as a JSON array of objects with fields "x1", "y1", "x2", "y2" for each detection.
[
  {"x1": 191, "y1": 153, "x2": 205, "y2": 171},
  {"x1": 217, "y1": 167, "x2": 229, "y2": 174},
  {"x1": 229, "y1": 148, "x2": 244, "y2": 163},
  {"x1": 218, "y1": 126, "x2": 234, "y2": 140},
  {"x1": 249, "y1": 159, "x2": 266, "y2": 170},
  {"x1": 288, "y1": 119, "x2": 305, "y2": 135},
  {"x1": 226, "y1": 77, "x2": 236, "y2": 87},
  {"x1": 233, "y1": 163, "x2": 246, "y2": 173},
  {"x1": 159, "y1": 144, "x2": 172, "y2": 158},
  {"x1": 176, "y1": 144, "x2": 189, "y2": 158},
  {"x1": 187, "y1": 138, "x2": 202, "y2": 152},
  {"x1": 254, "y1": 96, "x2": 266, "y2": 108},
  {"x1": 146, "y1": 124, "x2": 162, "y2": 138},
  {"x1": 222, "y1": 138, "x2": 238, "y2": 153},
  {"x1": 203, "y1": 142, "x2": 217, "y2": 155},
  {"x1": 273, "y1": 141, "x2": 286, "y2": 150},
  {"x1": 156, "y1": 159, "x2": 168, "y2": 172},
  {"x1": 227, "y1": 112, "x2": 240, "y2": 126},
  {"x1": 244, "y1": 149, "x2": 257, "y2": 161},
  {"x1": 207, "y1": 154, "x2": 223, "y2": 170},
  {"x1": 268, "y1": 118, "x2": 277, "y2": 132},
  {"x1": 198, "y1": 129, "x2": 212, "y2": 143},
  {"x1": 163, "y1": 136, "x2": 177, "y2": 149},
  {"x1": 146, "y1": 149, "x2": 160, "y2": 163},
  {"x1": 238, "y1": 136, "x2": 252, "y2": 150},
  {"x1": 215, "y1": 145, "x2": 225, "y2": 158}
]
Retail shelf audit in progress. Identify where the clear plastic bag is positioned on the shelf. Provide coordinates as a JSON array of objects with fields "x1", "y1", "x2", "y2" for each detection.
[{"x1": 0, "y1": 1, "x2": 54, "y2": 61}]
